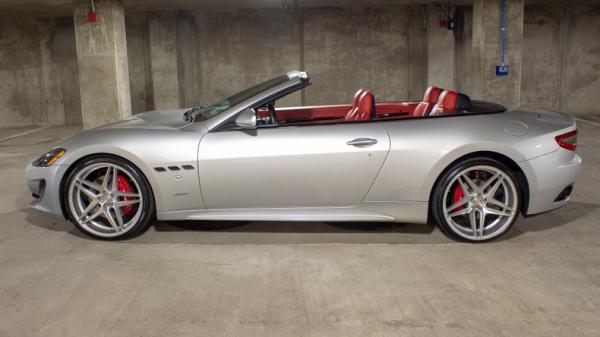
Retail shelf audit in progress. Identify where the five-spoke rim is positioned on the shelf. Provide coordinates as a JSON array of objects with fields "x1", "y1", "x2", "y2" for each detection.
[
  {"x1": 442, "y1": 165, "x2": 518, "y2": 241},
  {"x1": 68, "y1": 163, "x2": 143, "y2": 238}
]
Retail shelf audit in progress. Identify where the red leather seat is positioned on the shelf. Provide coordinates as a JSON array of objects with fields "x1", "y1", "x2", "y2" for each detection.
[
  {"x1": 429, "y1": 90, "x2": 458, "y2": 116},
  {"x1": 351, "y1": 89, "x2": 365, "y2": 109},
  {"x1": 413, "y1": 86, "x2": 442, "y2": 117},
  {"x1": 345, "y1": 89, "x2": 375, "y2": 121}
]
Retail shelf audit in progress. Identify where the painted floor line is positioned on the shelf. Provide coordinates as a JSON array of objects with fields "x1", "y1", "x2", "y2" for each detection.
[
  {"x1": 575, "y1": 117, "x2": 600, "y2": 127},
  {"x1": 0, "y1": 127, "x2": 48, "y2": 143}
]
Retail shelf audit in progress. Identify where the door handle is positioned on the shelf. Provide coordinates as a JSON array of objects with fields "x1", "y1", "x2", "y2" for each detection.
[{"x1": 346, "y1": 138, "x2": 378, "y2": 147}]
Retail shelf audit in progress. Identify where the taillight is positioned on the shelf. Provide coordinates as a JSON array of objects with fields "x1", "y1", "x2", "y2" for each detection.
[{"x1": 555, "y1": 130, "x2": 577, "y2": 151}]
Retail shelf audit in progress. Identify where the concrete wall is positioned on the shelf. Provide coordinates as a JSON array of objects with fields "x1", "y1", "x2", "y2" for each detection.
[
  {"x1": 471, "y1": 0, "x2": 524, "y2": 108},
  {"x1": 50, "y1": 18, "x2": 83, "y2": 125},
  {"x1": 127, "y1": 6, "x2": 427, "y2": 113},
  {"x1": 521, "y1": 6, "x2": 562, "y2": 110},
  {"x1": 148, "y1": 11, "x2": 181, "y2": 110},
  {"x1": 74, "y1": 0, "x2": 131, "y2": 130},
  {"x1": 193, "y1": 9, "x2": 301, "y2": 107},
  {"x1": 454, "y1": 6, "x2": 473, "y2": 94},
  {"x1": 126, "y1": 12, "x2": 153, "y2": 114},
  {"x1": 427, "y1": 5, "x2": 455, "y2": 90},
  {"x1": 422, "y1": 4, "x2": 600, "y2": 117},
  {"x1": 303, "y1": 6, "x2": 425, "y2": 104},
  {"x1": 125, "y1": 4, "x2": 600, "y2": 117},
  {"x1": 2, "y1": 5, "x2": 600, "y2": 128},
  {"x1": 520, "y1": 5, "x2": 600, "y2": 117},
  {"x1": 562, "y1": 6, "x2": 600, "y2": 117},
  {"x1": 0, "y1": 15, "x2": 81, "y2": 127}
]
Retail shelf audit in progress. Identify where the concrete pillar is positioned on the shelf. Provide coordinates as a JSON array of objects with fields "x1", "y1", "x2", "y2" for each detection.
[
  {"x1": 73, "y1": 0, "x2": 131, "y2": 129},
  {"x1": 148, "y1": 11, "x2": 182, "y2": 110},
  {"x1": 426, "y1": 5, "x2": 456, "y2": 90},
  {"x1": 39, "y1": 19, "x2": 66, "y2": 126},
  {"x1": 454, "y1": 6, "x2": 473, "y2": 94},
  {"x1": 472, "y1": 0, "x2": 524, "y2": 108},
  {"x1": 176, "y1": 13, "x2": 200, "y2": 108},
  {"x1": 408, "y1": 5, "x2": 427, "y2": 100},
  {"x1": 126, "y1": 12, "x2": 153, "y2": 114}
]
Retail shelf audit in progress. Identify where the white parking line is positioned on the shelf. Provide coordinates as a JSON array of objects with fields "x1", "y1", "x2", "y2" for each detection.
[
  {"x1": 575, "y1": 117, "x2": 600, "y2": 127},
  {"x1": 0, "y1": 127, "x2": 48, "y2": 143}
]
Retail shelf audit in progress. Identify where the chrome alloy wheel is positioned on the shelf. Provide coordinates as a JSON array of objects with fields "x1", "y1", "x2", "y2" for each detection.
[
  {"x1": 67, "y1": 163, "x2": 143, "y2": 238},
  {"x1": 442, "y1": 165, "x2": 518, "y2": 241}
]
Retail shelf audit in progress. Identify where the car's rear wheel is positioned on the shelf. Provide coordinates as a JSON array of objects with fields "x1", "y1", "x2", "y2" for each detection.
[
  {"x1": 64, "y1": 156, "x2": 154, "y2": 240},
  {"x1": 432, "y1": 158, "x2": 520, "y2": 242}
]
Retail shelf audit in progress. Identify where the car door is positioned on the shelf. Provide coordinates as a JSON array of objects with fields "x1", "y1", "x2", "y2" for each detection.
[{"x1": 197, "y1": 122, "x2": 390, "y2": 209}]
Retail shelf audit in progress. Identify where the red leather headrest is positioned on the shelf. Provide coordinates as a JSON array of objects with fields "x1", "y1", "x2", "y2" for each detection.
[
  {"x1": 430, "y1": 90, "x2": 458, "y2": 116},
  {"x1": 345, "y1": 90, "x2": 374, "y2": 121},
  {"x1": 357, "y1": 90, "x2": 374, "y2": 113},
  {"x1": 413, "y1": 86, "x2": 443, "y2": 117},
  {"x1": 438, "y1": 90, "x2": 458, "y2": 110},
  {"x1": 423, "y1": 86, "x2": 442, "y2": 103},
  {"x1": 352, "y1": 89, "x2": 366, "y2": 107}
]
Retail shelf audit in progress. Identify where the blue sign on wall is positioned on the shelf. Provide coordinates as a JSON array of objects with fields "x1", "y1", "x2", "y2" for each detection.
[{"x1": 496, "y1": 65, "x2": 509, "y2": 76}]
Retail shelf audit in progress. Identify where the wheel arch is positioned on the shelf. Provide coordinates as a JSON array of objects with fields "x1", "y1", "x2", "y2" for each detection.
[
  {"x1": 59, "y1": 153, "x2": 157, "y2": 219},
  {"x1": 427, "y1": 151, "x2": 530, "y2": 218}
]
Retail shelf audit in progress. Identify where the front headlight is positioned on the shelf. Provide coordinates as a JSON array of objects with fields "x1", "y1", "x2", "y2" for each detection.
[{"x1": 32, "y1": 148, "x2": 66, "y2": 167}]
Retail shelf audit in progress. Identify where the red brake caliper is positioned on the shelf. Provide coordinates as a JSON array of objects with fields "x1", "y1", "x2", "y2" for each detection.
[
  {"x1": 452, "y1": 184, "x2": 465, "y2": 210},
  {"x1": 116, "y1": 175, "x2": 133, "y2": 215}
]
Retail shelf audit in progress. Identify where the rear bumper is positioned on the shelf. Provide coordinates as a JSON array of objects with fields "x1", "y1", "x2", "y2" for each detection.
[
  {"x1": 522, "y1": 150, "x2": 582, "y2": 215},
  {"x1": 25, "y1": 162, "x2": 67, "y2": 218}
]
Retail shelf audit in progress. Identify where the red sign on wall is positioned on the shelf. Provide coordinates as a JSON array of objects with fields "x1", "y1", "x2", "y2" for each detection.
[{"x1": 87, "y1": 11, "x2": 97, "y2": 23}]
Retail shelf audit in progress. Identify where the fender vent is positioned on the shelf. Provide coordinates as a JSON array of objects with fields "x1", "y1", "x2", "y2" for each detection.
[
  {"x1": 155, "y1": 165, "x2": 195, "y2": 172},
  {"x1": 554, "y1": 184, "x2": 574, "y2": 202}
]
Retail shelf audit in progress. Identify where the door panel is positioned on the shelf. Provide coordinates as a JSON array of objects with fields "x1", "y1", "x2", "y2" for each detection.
[{"x1": 198, "y1": 123, "x2": 390, "y2": 209}]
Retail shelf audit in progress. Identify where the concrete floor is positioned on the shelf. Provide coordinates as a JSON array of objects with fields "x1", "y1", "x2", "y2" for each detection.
[{"x1": 0, "y1": 121, "x2": 599, "y2": 337}]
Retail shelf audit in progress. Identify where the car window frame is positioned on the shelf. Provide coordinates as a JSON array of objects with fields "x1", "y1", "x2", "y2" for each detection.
[{"x1": 210, "y1": 79, "x2": 311, "y2": 132}]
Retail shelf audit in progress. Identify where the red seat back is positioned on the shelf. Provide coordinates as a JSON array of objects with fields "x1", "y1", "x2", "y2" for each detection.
[
  {"x1": 413, "y1": 86, "x2": 442, "y2": 117},
  {"x1": 345, "y1": 89, "x2": 375, "y2": 121},
  {"x1": 429, "y1": 90, "x2": 458, "y2": 116},
  {"x1": 352, "y1": 89, "x2": 366, "y2": 107}
]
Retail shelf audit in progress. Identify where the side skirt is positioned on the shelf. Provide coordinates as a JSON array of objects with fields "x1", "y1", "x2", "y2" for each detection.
[{"x1": 157, "y1": 201, "x2": 429, "y2": 224}]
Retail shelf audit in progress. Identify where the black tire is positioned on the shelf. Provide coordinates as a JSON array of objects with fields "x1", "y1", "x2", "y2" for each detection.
[
  {"x1": 63, "y1": 155, "x2": 155, "y2": 240},
  {"x1": 431, "y1": 157, "x2": 521, "y2": 243}
]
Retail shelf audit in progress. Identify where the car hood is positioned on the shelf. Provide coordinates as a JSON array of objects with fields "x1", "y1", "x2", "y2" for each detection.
[
  {"x1": 54, "y1": 108, "x2": 204, "y2": 166},
  {"x1": 96, "y1": 109, "x2": 192, "y2": 130}
]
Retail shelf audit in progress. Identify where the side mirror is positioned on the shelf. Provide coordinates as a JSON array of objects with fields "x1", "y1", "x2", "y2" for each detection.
[{"x1": 235, "y1": 108, "x2": 257, "y2": 130}]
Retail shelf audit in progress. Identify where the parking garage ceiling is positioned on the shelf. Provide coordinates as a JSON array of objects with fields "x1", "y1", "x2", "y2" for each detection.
[{"x1": 0, "y1": 0, "x2": 599, "y2": 17}]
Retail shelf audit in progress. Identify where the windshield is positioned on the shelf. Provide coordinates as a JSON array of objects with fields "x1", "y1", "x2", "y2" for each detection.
[{"x1": 192, "y1": 75, "x2": 290, "y2": 121}]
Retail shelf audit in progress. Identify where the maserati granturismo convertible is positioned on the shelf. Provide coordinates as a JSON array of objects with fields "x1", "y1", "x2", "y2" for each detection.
[{"x1": 26, "y1": 71, "x2": 581, "y2": 242}]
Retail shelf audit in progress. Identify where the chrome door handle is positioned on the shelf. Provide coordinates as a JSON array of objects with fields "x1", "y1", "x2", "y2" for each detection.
[{"x1": 346, "y1": 138, "x2": 378, "y2": 147}]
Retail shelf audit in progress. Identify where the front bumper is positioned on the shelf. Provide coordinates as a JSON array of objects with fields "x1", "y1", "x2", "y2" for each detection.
[
  {"x1": 26, "y1": 162, "x2": 69, "y2": 218},
  {"x1": 522, "y1": 149, "x2": 582, "y2": 215}
]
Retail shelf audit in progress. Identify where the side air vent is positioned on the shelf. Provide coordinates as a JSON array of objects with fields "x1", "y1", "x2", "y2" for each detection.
[
  {"x1": 554, "y1": 184, "x2": 574, "y2": 202},
  {"x1": 155, "y1": 165, "x2": 194, "y2": 172}
]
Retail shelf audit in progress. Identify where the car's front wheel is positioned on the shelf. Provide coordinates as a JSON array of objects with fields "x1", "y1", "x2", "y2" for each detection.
[
  {"x1": 64, "y1": 156, "x2": 154, "y2": 240},
  {"x1": 432, "y1": 158, "x2": 521, "y2": 242}
]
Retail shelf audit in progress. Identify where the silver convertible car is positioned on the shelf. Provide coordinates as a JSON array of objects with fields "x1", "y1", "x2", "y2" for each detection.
[{"x1": 26, "y1": 71, "x2": 581, "y2": 242}]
